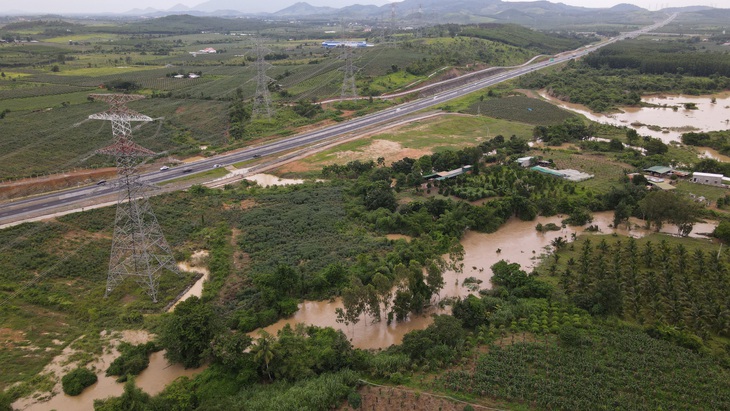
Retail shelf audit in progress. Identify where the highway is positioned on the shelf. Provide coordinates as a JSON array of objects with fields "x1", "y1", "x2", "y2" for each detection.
[{"x1": 0, "y1": 13, "x2": 677, "y2": 226}]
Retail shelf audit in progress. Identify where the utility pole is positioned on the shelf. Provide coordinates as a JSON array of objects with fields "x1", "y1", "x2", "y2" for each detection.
[{"x1": 89, "y1": 94, "x2": 179, "y2": 303}]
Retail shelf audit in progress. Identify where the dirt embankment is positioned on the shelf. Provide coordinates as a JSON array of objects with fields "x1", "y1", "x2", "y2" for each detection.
[
  {"x1": 0, "y1": 168, "x2": 117, "y2": 200},
  {"x1": 339, "y1": 383, "x2": 504, "y2": 411}
]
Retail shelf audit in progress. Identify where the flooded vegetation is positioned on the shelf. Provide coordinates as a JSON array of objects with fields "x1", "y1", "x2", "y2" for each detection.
[{"x1": 540, "y1": 92, "x2": 730, "y2": 143}]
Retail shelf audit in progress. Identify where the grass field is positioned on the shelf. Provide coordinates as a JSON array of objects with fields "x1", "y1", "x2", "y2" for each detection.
[
  {"x1": 278, "y1": 114, "x2": 534, "y2": 176},
  {"x1": 466, "y1": 95, "x2": 577, "y2": 125},
  {"x1": 528, "y1": 147, "x2": 634, "y2": 192},
  {"x1": 674, "y1": 180, "x2": 729, "y2": 203}
]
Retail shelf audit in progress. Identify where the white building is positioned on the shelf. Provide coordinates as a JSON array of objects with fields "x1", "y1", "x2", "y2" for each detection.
[{"x1": 691, "y1": 172, "x2": 724, "y2": 186}]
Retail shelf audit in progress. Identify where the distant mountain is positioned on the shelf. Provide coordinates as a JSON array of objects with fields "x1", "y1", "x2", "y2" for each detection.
[
  {"x1": 192, "y1": 0, "x2": 294, "y2": 14},
  {"x1": 274, "y1": 2, "x2": 336, "y2": 17},
  {"x1": 609, "y1": 3, "x2": 645, "y2": 12},
  {"x1": 168, "y1": 4, "x2": 192, "y2": 12}
]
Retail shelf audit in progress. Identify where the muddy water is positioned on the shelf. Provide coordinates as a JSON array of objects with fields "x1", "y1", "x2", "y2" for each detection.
[
  {"x1": 15, "y1": 252, "x2": 213, "y2": 411},
  {"x1": 260, "y1": 211, "x2": 682, "y2": 349},
  {"x1": 539, "y1": 91, "x2": 730, "y2": 144},
  {"x1": 13, "y1": 330, "x2": 204, "y2": 411},
  {"x1": 169, "y1": 250, "x2": 210, "y2": 312},
  {"x1": 700, "y1": 147, "x2": 730, "y2": 163}
]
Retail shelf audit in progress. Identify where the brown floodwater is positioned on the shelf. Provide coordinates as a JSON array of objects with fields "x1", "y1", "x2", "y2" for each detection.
[
  {"x1": 13, "y1": 330, "x2": 204, "y2": 411},
  {"x1": 260, "y1": 211, "x2": 713, "y2": 350},
  {"x1": 539, "y1": 91, "x2": 730, "y2": 143},
  {"x1": 168, "y1": 250, "x2": 210, "y2": 312},
  {"x1": 14, "y1": 252, "x2": 212, "y2": 411},
  {"x1": 699, "y1": 147, "x2": 730, "y2": 163}
]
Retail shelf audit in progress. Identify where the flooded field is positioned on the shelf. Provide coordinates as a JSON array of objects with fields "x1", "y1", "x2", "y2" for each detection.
[
  {"x1": 14, "y1": 252, "x2": 212, "y2": 411},
  {"x1": 13, "y1": 330, "x2": 205, "y2": 411},
  {"x1": 261, "y1": 211, "x2": 715, "y2": 349},
  {"x1": 540, "y1": 91, "x2": 730, "y2": 143}
]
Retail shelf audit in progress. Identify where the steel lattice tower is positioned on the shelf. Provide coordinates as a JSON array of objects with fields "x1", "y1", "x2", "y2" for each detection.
[
  {"x1": 252, "y1": 38, "x2": 274, "y2": 119},
  {"x1": 340, "y1": 45, "x2": 358, "y2": 99},
  {"x1": 388, "y1": 3, "x2": 398, "y2": 47},
  {"x1": 89, "y1": 94, "x2": 179, "y2": 303}
]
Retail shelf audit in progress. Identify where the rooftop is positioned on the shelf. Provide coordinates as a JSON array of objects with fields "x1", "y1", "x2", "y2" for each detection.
[{"x1": 645, "y1": 166, "x2": 673, "y2": 174}]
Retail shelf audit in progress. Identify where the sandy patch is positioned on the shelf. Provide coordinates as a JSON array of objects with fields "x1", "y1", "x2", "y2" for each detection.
[
  {"x1": 335, "y1": 139, "x2": 431, "y2": 164},
  {"x1": 1, "y1": 328, "x2": 27, "y2": 349}
]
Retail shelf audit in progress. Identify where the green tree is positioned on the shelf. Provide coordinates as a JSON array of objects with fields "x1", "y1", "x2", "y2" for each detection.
[
  {"x1": 159, "y1": 296, "x2": 220, "y2": 368},
  {"x1": 251, "y1": 330, "x2": 276, "y2": 380},
  {"x1": 61, "y1": 367, "x2": 97, "y2": 396},
  {"x1": 364, "y1": 181, "x2": 397, "y2": 211},
  {"x1": 94, "y1": 377, "x2": 150, "y2": 411},
  {"x1": 714, "y1": 220, "x2": 730, "y2": 243}
]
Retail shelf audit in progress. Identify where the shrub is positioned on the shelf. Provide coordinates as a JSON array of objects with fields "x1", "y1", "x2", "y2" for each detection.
[
  {"x1": 347, "y1": 391, "x2": 362, "y2": 409},
  {"x1": 62, "y1": 367, "x2": 98, "y2": 396},
  {"x1": 106, "y1": 342, "x2": 159, "y2": 382}
]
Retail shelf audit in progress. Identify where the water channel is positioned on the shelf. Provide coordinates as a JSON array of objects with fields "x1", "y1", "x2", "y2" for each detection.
[{"x1": 539, "y1": 91, "x2": 730, "y2": 144}]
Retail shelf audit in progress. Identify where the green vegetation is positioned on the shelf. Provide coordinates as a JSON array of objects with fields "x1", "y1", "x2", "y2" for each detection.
[
  {"x1": 538, "y1": 235, "x2": 729, "y2": 348},
  {"x1": 61, "y1": 367, "x2": 98, "y2": 396},
  {"x1": 441, "y1": 325, "x2": 730, "y2": 410},
  {"x1": 466, "y1": 95, "x2": 577, "y2": 126},
  {"x1": 519, "y1": 38, "x2": 730, "y2": 112},
  {"x1": 682, "y1": 131, "x2": 730, "y2": 156},
  {"x1": 106, "y1": 342, "x2": 160, "y2": 382}
]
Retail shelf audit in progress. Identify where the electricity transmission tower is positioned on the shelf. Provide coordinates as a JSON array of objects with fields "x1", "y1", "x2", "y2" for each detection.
[
  {"x1": 252, "y1": 38, "x2": 274, "y2": 119},
  {"x1": 388, "y1": 3, "x2": 398, "y2": 47},
  {"x1": 341, "y1": 45, "x2": 358, "y2": 99},
  {"x1": 89, "y1": 94, "x2": 179, "y2": 303},
  {"x1": 340, "y1": 24, "x2": 358, "y2": 99}
]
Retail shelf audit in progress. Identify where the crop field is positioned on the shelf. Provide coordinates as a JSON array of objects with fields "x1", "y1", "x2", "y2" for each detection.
[
  {"x1": 466, "y1": 95, "x2": 577, "y2": 126},
  {"x1": 440, "y1": 326, "x2": 730, "y2": 410},
  {"x1": 54, "y1": 65, "x2": 163, "y2": 77},
  {"x1": 0, "y1": 98, "x2": 231, "y2": 179}
]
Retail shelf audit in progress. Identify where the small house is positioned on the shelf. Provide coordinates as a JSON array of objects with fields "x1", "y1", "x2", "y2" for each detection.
[
  {"x1": 644, "y1": 166, "x2": 673, "y2": 177},
  {"x1": 515, "y1": 156, "x2": 533, "y2": 167},
  {"x1": 691, "y1": 172, "x2": 724, "y2": 186}
]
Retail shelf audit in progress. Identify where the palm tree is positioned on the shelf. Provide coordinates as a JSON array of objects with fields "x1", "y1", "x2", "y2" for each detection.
[{"x1": 252, "y1": 330, "x2": 275, "y2": 381}]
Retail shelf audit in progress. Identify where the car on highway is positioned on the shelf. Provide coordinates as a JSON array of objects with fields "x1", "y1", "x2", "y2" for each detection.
[
  {"x1": 160, "y1": 166, "x2": 170, "y2": 171},
  {"x1": 252, "y1": 154, "x2": 261, "y2": 158},
  {"x1": 96, "y1": 180, "x2": 107, "y2": 186},
  {"x1": 182, "y1": 168, "x2": 193, "y2": 173},
  {"x1": 213, "y1": 164, "x2": 222, "y2": 168}
]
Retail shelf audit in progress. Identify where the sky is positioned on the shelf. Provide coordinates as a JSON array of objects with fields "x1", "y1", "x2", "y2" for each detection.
[{"x1": 2, "y1": 0, "x2": 715, "y2": 15}]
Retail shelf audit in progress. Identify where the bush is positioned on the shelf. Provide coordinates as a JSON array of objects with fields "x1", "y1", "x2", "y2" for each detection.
[
  {"x1": 62, "y1": 367, "x2": 98, "y2": 396},
  {"x1": 106, "y1": 342, "x2": 159, "y2": 382},
  {"x1": 347, "y1": 391, "x2": 362, "y2": 409}
]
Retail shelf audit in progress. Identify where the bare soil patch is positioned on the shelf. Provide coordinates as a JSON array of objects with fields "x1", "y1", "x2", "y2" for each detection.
[
  {"x1": 335, "y1": 140, "x2": 431, "y2": 165},
  {"x1": 0, "y1": 168, "x2": 117, "y2": 200},
  {"x1": 0, "y1": 328, "x2": 27, "y2": 349},
  {"x1": 339, "y1": 384, "x2": 503, "y2": 411}
]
